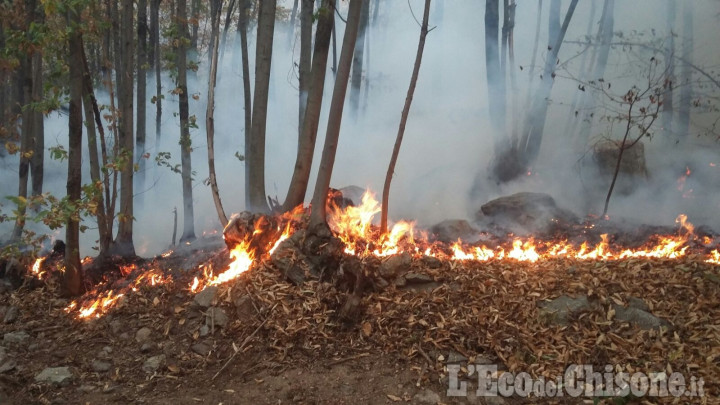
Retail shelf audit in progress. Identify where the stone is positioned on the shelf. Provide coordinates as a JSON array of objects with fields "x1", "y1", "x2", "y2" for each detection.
[
  {"x1": 91, "y1": 360, "x2": 111, "y2": 373},
  {"x1": 446, "y1": 351, "x2": 468, "y2": 364},
  {"x1": 413, "y1": 388, "x2": 441, "y2": 404},
  {"x1": 109, "y1": 320, "x2": 123, "y2": 335},
  {"x1": 613, "y1": 305, "x2": 670, "y2": 330},
  {"x1": 3, "y1": 307, "x2": 19, "y2": 324},
  {"x1": 0, "y1": 347, "x2": 6, "y2": 363},
  {"x1": 142, "y1": 354, "x2": 166, "y2": 373},
  {"x1": 430, "y1": 219, "x2": 478, "y2": 243},
  {"x1": 0, "y1": 359, "x2": 16, "y2": 373},
  {"x1": 379, "y1": 253, "x2": 411, "y2": 279},
  {"x1": 420, "y1": 255, "x2": 443, "y2": 269},
  {"x1": 191, "y1": 343, "x2": 212, "y2": 356},
  {"x1": 199, "y1": 325, "x2": 210, "y2": 337},
  {"x1": 592, "y1": 140, "x2": 648, "y2": 195},
  {"x1": 140, "y1": 342, "x2": 155, "y2": 353},
  {"x1": 3, "y1": 331, "x2": 30, "y2": 346},
  {"x1": 479, "y1": 192, "x2": 578, "y2": 234},
  {"x1": 404, "y1": 273, "x2": 433, "y2": 284},
  {"x1": 135, "y1": 327, "x2": 152, "y2": 343},
  {"x1": 34, "y1": 367, "x2": 74, "y2": 387},
  {"x1": 193, "y1": 286, "x2": 219, "y2": 308},
  {"x1": 627, "y1": 297, "x2": 650, "y2": 312},
  {"x1": 205, "y1": 307, "x2": 229, "y2": 328},
  {"x1": 538, "y1": 295, "x2": 593, "y2": 325}
]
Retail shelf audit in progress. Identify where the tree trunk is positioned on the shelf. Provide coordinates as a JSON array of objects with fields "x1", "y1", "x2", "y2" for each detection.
[
  {"x1": 662, "y1": 0, "x2": 676, "y2": 138},
  {"x1": 677, "y1": 1, "x2": 692, "y2": 139},
  {"x1": 137, "y1": 0, "x2": 148, "y2": 202},
  {"x1": 349, "y1": 0, "x2": 369, "y2": 116},
  {"x1": 81, "y1": 39, "x2": 113, "y2": 259},
  {"x1": 380, "y1": 0, "x2": 432, "y2": 234},
  {"x1": 65, "y1": 5, "x2": 85, "y2": 296},
  {"x1": 308, "y1": 0, "x2": 363, "y2": 229},
  {"x1": 220, "y1": 0, "x2": 237, "y2": 61},
  {"x1": 298, "y1": 0, "x2": 313, "y2": 139},
  {"x1": 282, "y1": 0, "x2": 334, "y2": 212},
  {"x1": 151, "y1": 0, "x2": 162, "y2": 152},
  {"x1": 114, "y1": 0, "x2": 136, "y2": 256},
  {"x1": 30, "y1": 0, "x2": 44, "y2": 197},
  {"x1": 11, "y1": 0, "x2": 36, "y2": 242},
  {"x1": 484, "y1": 0, "x2": 504, "y2": 145},
  {"x1": 177, "y1": 0, "x2": 196, "y2": 242},
  {"x1": 207, "y1": 0, "x2": 228, "y2": 226},
  {"x1": 288, "y1": 0, "x2": 299, "y2": 46},
  {"x1": 246, "y1": 0, "x2": 277, "y2": 213},
  {"x1": 518, "y1": 0, "x2": 579, "y2": 170},
  {"x1": 238, "y1": 0, "x2": 253, "y2": 198}
]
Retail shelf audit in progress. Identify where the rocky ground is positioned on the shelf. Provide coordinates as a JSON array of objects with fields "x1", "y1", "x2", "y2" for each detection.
[{"x1": 0, "y1": 238, "x2": 718, "y2": 404}]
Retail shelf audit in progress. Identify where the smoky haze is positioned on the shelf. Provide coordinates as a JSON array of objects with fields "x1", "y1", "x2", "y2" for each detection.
[{"x1": 1, "y1": 0, "x2": 719, "y2": 256}]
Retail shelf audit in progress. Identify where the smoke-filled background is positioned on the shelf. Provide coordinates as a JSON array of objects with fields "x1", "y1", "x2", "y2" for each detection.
[{"x1": 1, "y1": 0, "x2": 719, "y2": 256}]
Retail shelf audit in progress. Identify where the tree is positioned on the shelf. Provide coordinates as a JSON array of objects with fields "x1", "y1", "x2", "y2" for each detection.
[
  {"x1": 137, "y1": 0, "x2": 148, "y2": 201},
  {"x1": 65, "y1": 3, "x2": 85, "y2": 296},
  {"x1": 308, "y1": 0, "x2": 363, "y2": 230},
  {"x1": 246, "y1": 0, "x2": 276, "y2": 213},
  {"x1": 282, "y1": 0, "x2": 334, "y2": 212},
  {"x1": 207, "y1": 0, "x2": 228, "y2": 226},
  {"x1": 177, "y1": 0, "x2": 196, "y2": 242},
  {"x1": 349, "y1": 0, "x2": 369, "y2": 117},
  {"x1": 298, "y1": 0, "x2": 313, "y2": 138},
  {"x1": 380, "y1": 0, "x2": 432, "y2": 234},
  {"x1": 150, "y1": 0, "x2": 162, "y2": 152},
  {"x1": 678, "y1": 1, "x2": 693, "y2": 139},
  {"x1": 113, "y1": 0, "x2": 136, "y2": 256},
  {"x1": 662, "y1": 0, "x2": 676, "y2": 138},
  {"x1": 484, "y1": 0, "x2": 503, "y2": 142}
]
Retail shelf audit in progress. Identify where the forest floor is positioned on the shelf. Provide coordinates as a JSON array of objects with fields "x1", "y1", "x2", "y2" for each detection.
[{"x1": 0, "y1": 239, "x2": 718, "y2": 404}]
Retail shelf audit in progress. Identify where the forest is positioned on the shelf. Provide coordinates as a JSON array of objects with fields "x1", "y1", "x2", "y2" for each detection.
[{"x1": 0, "y1": 0, "x2": 719, "y2": 403}]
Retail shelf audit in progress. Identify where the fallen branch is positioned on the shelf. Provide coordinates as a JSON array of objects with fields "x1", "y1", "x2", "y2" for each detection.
[{"x1": 326, "y1": 352, "x2": 370, "y2": 367}]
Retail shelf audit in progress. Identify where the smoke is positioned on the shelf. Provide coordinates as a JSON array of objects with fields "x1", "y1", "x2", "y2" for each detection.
[{"x1": 1, "y1": 0, "x2": 720, "y2": 256}]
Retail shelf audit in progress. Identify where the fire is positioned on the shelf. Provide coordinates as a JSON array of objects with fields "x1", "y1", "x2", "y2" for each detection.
[
  {"x1": 707, "y1": 250, "x2": 720, "y2": 265},
  {"x1": 32, "y1": 257, "x2": 46, "y2": 278},
  {"x1": 208, "y1": 241, "x2": 254, "y2": 285}
]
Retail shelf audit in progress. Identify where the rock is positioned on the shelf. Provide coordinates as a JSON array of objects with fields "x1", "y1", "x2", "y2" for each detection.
[
  {"x1": 592, "y1": 140, "x2": 647, "y2": 195},
  {"x1": 191, "y1": 343, "x2": 212, "y2": 356},
  {"x1": 34, "y1": 367, "x2": 74, "y2": 387},
  {"x1": 404, "y1": 273, "x2": 433, "y2": 284},
  {"x1": 199, "y1": 325, "x2": 209, "y2": 337},
  {"x1": 98, "y1": 346, "x2": 113, "y2": 359},
  {"x1": 479, "y1": 192, "x2": 578, "y2": 235},
  {"x1": 413, "y1": 388, "x2": 441, "y2": 404},
  {"x1": 205, "y1": 307, "x2": 229, "y2": 328},
  {"x1": 0, "y1": 347, "x2": 5, "y2": 363},
  {"x1": 420, "y1": 255, "x2": 443, "y2": 269},
  {"x1": 3, "y1": 307, "x2": 18, "y2": 324},
  {"x1": 78, "y1": 385, "x2": 96, "y2": 393},
  {"x1": 135, "y1": 327, "x2": 152, "y2": 343},
  {"x1": 393, "y1": 276, "x2": 407, "y2": 288},
  {"x1": 3, "y1": 331, "x2": 30, "y2": 346},
  {"x1": 142, "y1": 354, "x2": 166, "y2": 373},
  {"x1": 379, "y1": 253, "x2": 411, "y2": 279},
  {"x1": 0, "y1": 359, "x2": 16, "y2": 373},
  {"x1": 431, "y1": 219, "x2": 478, "y2": 243},
  {"x1": 538, "y1": 295, "x2": 593, "y2": 326},
  {"x1": 613, "y1": 305, "x2": 670, "y2": 330},
  {"x1": 109, "y1": 320, "x2": 123, "y2": 335},
  {"x1": 193, "y1": 286, "x2": 219, "y2": 308},
  {"x1": 446, "y1": 351, "x2": 468, "y2": 364},
  {"x1": 140, "y1": 342, "x2": 155, "y2": 353},
  {"x1": 627, "y1": 297, "x2": 650, "y2": 312},
  {"x1": 234, "y1": 295, "x2": 257, "y2": 324},
  {"x1": 91, "y1": 360, "x2": 111, "y2": 373},
  {"x1": 118, "y1": 332, "x2": 130, "y2": 341}
]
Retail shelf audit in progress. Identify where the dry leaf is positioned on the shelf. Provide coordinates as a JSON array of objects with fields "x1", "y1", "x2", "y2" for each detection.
[
  {"x1": 361, "y1": 322, "x2": 372, "y2": 337},
  {"x1": 386, "y1": 394, "x2": 402, "y2": 402}
]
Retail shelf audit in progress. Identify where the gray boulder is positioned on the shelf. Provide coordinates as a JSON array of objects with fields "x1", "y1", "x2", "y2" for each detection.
[{"x1": 35, "y1": 367, "x2": 74, "y2": 387}]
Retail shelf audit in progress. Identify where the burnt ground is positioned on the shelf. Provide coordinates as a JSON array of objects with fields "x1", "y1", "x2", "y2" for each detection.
[{"x1": 0, "y1": 244, "x2": 718, "y2": 404}]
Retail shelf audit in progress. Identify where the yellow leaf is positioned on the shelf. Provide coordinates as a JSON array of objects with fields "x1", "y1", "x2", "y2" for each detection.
[{"x1": 361, "y1": 322, "x2": 372, "y2": 337}]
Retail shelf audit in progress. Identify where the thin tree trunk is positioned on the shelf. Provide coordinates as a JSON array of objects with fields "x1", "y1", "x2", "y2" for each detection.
[
  {"x1": 484, "y1": 0, "x2": 504, "y2": 146},
  {"x1": 380, "y1": 0, "x2": 432, "y2": 234},
  {"x1": 662, "y1": 0, "x2": 676, "y2": 138},
  {"x1": 519, "y1": 0, "x2": 579, "y2": 168},
  {"x1": 331, "y1": 10, "x2": 337, "y2": 76},
  {"x1": 220, "y1": 0, "x2": 237, "y2": 61},
  {"x1": 298, "y1": 0, "x2": 313, "y2": 139},
  {"x1": 308, "y1": 0, "x2": 363, "y2": 229},
  {"x1": 282, "y1": 0, "x2": 334, "y2": 212},
  {"x1": 11, "y1": 0, "x2": 35, "y2": 242},
  {"x1": 151, "y1": 0, "x2": 162, "y2": 153},
  {"x1": 137, "y1": 0, "x2": 148, "y2": 202},
  {"x1": 65, "y1": 5, "x2": 85, "y2": 296},
  {"x1": 246, "y1": 0, "x2": 277, "y2": 213},
  {"x1": 677, "y1": 2, "x2": 692, "y2": 139},
  {"x1": 177, "y1": 0, "x2": 196, "y2": 242},
  {"x1": 349, "y1": 0, "x2": 369, "y2": 116},
  {"x1": 114, "y1": 0, "x2": 136, "y2": 256},
  {"x1": 207, "y1": 0, "x2": 228, "y2": 226},
  {"x1": 288, "y1": 0, "x2": 299, "y2": 46},
  {"x1": 30, "y1": 1, "x2": 44, "y2": 197},
  {"x1": 239, "y1": 0, "x2": 252, "y2": 196}
]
